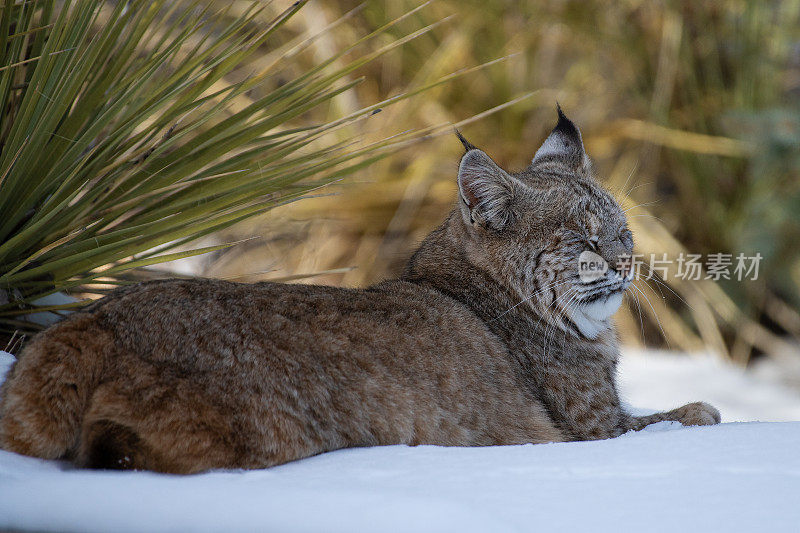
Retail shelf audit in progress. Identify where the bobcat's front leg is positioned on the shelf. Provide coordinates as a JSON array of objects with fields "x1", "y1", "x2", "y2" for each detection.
[{"x1": 624, "y1": 401, "x2": 721, "y2": 432}]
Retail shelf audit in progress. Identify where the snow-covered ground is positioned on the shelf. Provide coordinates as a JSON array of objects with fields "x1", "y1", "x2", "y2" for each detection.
[
  {"x1": 1, "y1": 349, "x2": 799, "y2": 532},
  {"x1": 619, "y1": 349, "x2": 800, "y2": 422}
]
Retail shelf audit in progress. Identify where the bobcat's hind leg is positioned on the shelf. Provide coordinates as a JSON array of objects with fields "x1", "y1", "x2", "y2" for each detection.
[
  {"x1": 77, "y1": 370, "x2": 263, "y2": 474},
  {"x1": 0, "y1": 314, "x2": 114, "y2": 460}
]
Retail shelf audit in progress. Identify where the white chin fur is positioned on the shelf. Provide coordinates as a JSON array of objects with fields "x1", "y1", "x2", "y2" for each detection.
[{"x1": 566, "y1": 293, "x2": 623, "y2": 339}]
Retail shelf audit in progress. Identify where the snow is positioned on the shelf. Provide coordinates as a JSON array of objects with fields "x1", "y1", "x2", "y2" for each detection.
[
  {"x1": 22, "y1": 292, "x2": 81, "y2": 327},
  {"x1": 1, "y1": 349, "x2": 799, "y2": 532},
  {"x1": 619, "y1": 348, "x2": 800, "y2": 422}
]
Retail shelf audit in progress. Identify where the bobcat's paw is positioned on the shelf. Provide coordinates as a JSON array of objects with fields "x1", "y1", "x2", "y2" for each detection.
[{"x1": 674, "y1": 401, "x2": 721, "y2": 426}]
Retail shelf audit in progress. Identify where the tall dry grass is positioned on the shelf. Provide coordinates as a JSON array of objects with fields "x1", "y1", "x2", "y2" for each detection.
[{"x1": 189, "y1": 1, "x2": 800, "y2": 366}]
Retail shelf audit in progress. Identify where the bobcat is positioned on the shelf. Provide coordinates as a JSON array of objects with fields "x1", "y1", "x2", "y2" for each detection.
[{"x1": 0, "y1": 107, "x2": 720, "y2": 474}]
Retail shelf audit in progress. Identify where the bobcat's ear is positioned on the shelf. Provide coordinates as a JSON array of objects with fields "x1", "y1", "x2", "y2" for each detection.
[
  {"x1": 457, "y1": 148, "x2": 516, "y2": 231},
  {"x1": 531, "y1": 104, "x2": 589, "y2": 172}
]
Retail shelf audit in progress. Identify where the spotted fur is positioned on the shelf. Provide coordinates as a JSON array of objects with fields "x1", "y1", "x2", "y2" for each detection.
[{"x1": 0, "y1": 108, "x2": 719, "y2": 473}]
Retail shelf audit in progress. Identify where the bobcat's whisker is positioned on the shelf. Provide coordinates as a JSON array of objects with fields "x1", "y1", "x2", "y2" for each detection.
[
  {"x1": 616, "y1": 160, "x2": 641, "y2": 201},
  {"x1": 623, "y1": 200, "x2": 659, "y2": 213},
  {"x1": 631, "y1": 282, "x2": 670, "y2": 349},
  {"x1": 493, "y1": 278, "x2": 576, "y2": 321},
  {"x1": 621, "y1": 180, "x2": 652, "y2": 201},
  {"x1": 638, "y1": 272, "x2": 694, "y2": 312},
  {"x1": 626, "y1": 213, "x2": 667, "y2": 224},
  {"x1": 543, "y1": 287, "x2": 580, "y2": 358},
  {"x1": 625, "y1": 289, "x2": 647, "y2": 344}
]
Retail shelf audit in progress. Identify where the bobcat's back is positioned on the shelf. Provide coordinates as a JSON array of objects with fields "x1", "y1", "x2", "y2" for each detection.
[{"x1": 0, "y1": 279, "x2": 563, "y2": 473}]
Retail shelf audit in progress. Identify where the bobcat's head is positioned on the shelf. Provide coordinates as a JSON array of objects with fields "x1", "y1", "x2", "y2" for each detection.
[{"x1": 455, "y1": 106, "x2": 633, "y2": 339}]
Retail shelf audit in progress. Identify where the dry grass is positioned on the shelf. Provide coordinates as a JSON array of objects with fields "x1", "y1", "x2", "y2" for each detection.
[
  {"x1": 186, "y1": 1, "x2": 800, "y2": 365},
  {"x1": 4, "y1": 1, "x2": 795, "y2": 364}
]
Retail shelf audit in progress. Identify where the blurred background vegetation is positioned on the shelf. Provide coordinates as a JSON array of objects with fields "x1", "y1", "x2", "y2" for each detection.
[{"x1": 2, "y1": 0, "x2": 800, "y2": 380}]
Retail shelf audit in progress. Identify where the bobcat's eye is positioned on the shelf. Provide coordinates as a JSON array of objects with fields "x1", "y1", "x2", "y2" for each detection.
[
  {"x1": 619, "y1": 228, "x2": 634, "y2": 248},
  {"x1": 587, "y1": 235, "x2": 599, "y2": 249}
]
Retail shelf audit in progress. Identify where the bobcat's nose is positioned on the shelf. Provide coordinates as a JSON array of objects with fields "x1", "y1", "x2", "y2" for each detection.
[
  {"x1": 600, "y1": 239, "x2": 633, "y2": 279},
  {"x1": 610, "y1": 254, "x2": 634, "y2": 279}
]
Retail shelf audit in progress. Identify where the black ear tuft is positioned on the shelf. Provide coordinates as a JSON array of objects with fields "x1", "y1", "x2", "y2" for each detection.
[
  {"x1": 531, "y1": 103, "x2": 588, "y2": 169},
  {"x1": 455, "y1": 129, "x2": 478, "y2": 153},
  {"x1": 552, "y1": 103, "x2": 582, "y2": 146}
]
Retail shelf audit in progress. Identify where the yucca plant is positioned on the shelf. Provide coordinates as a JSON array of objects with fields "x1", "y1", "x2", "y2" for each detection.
[{"x1": 0, "y1": 0, "x2": 507, "y2": 342}]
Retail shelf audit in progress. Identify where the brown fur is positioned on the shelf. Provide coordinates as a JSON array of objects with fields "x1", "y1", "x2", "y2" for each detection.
[{"x1": 0, "y1": 109, "x2": 719, "y2": 474}]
